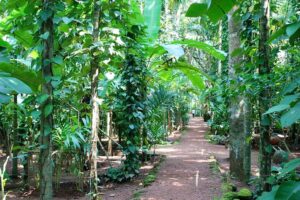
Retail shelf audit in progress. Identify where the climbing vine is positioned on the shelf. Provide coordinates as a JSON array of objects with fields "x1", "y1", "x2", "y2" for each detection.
[{"x1": 109, "y1": 25, "x2": 148, "y2": 180}]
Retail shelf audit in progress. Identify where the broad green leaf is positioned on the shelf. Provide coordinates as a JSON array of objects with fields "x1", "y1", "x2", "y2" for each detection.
[
  {"x1": 44, "y1": 104, "x2": 53, "y2": 117},
  {"x1": 58, "y1": 23, "x2": 69, "y2": 32},
  {"x1": 13, "y1": 29, "x2": 34, "y2": 48},
  {"x1": 286, "y1": 22, "x2": 300, "y2": 37},
  {"x1": 0, "y1": 38, "x2": 12, "y2": 50},
  {"x1": 0, "y1": 85, "x2": 12, "y2": 94},
  {"x1": 283, "y1": 82, "x2": 298, "y2": 95},
  {"x1": 144, "y1": 0, "x2": 162, "y2": 43},
  {"x1": 146, "y1": 45, "x2": 166, "y2": 58},
  {"x1": 289, "y1": 190, "x2": 300, "y2": 200},
  {"x1": 257, "y1": 185, "x2": 279, "y2": 200},
  {"x1": 0, "y1": 55, "x2": 9, "y2": 63},
  {"x1": 180, "y1": 67, "x2": 205, "y2": 90},
  {"x1": 278, "y1": 158, "x2": 300, "y2": 179},
  {"x1": 264, "y1": 104, "x2": 290, "y2": 115},
  {"x1": 172, "y1": 40, "x2": 227, "y2": 60},
  {"x1": 129, "y1": 124, "x2": 135, "y2": 129},
  {"x1": 31, "y1": 110, "x2": 41, "y2": 120},
  {"x1": 207, "y1": 0, "x2": 235, "y2": 23},
  {"x1": 280, "y1": 103, "x2": 300, "y2": 127},
  {"x1": 128, "y1": 144, "x2": 136, "y2": 153},
  {"x1": 40, "y1": 9, "x2": 52, "y2": 21},
  {"x1": 280, "y1": 94, "x2": 300, "y2": 105},
  {"x1": 275, "y1": 181, "x2": 300, "y2": 200},
  {"x1": 36, "y1": 94, "x2": 49, "y2": 104},
  {"x1": 0, "y1": 93, "x2": 10, "y2": 103},
  {"x1": 268, "y1": 26, "x2": 287, "y2": 44},
  {"x1": 40, "y1": 32, "x2": 49, "y2": 40},
  {"x1": 52, "y1": 55, "x2": 64, "y2": 65},
  {"x1": 168, "y1": 61, "x2": 208, "y2": 90},
  {"x1": 186, "y1": 3, "x2": 208, "y2": 17},
  {"x1": 268, "y1": 21, "x2": 300, "y2": 44},
  {"x1": 61, "y1": 17, "x2": 73, "y2": 24},
  {"x1": 186, "y1": 0, "x2": 236, "y2": 23},
  {"x1": 0, "y1": 62, "x2": 41, "y2": 92},
  {"x1": 0, "y1": 76, "x2": 32, "y2": 94}
]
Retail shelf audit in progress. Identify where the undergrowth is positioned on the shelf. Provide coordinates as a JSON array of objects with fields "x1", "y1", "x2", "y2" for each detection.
[
  {"x1": 209, "y1": 155, "x2": 253, "y2": 200},
  {"x1": 143, "y1": 155, "x2": 165, "y2": 187},
  {"x1": 205, "y1": 133, "x2": 228, "y2": 145}
]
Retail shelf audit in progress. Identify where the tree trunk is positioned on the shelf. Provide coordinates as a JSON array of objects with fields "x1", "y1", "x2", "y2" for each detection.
[
  {"x1": 12, "y1": 94, "x2": 18, "y2": 179},
  {"x1": 168, "y1": 109, "x2": 172, "y2": 135},
  {"x1": 228, "y1": 6, "x2": 251, "y2": 182},
  {"x1": 217, "y1": 21, "x2": 222, "y2": 76},
  {"x1": 39, "y1": 0, "x2": 54, "y2": 199},
  {"x1": 90, "y1": 0, "x2": 101, "y2": 198},
  {"x1": 258, "y1": 0, "x2": 272, "y2": 191},
  {"x1": 107, "y1": 111, "x2": 113, "y2": 156}
]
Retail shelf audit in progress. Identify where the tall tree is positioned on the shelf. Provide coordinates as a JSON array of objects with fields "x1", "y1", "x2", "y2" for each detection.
[
  {"x1": 90, "y1": 0, "x2": 101, "y2": 198},
  {"x1": 228, "y1": 6, "x2": 251, "y2": 182},
  {"x1": 39, "y1": 0, "x2": 54, "y2": 199},
  {"x1": 12, "y1": 94, "x2": 18, "y2": 179},
  {"x1": 258, "y1": 0, "x2": 272, "y2": 191},
  {"x1": 217, "y1": 21, "x2": 223, "y2": 76}
]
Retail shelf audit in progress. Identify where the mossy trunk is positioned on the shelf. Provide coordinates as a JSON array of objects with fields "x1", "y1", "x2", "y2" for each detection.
[{"x1": 258, "y1": 0, "x2": 272, "y2": 191}]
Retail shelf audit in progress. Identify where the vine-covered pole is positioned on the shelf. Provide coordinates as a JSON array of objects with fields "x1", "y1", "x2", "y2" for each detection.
[{"x1": 39, "y1": 0, "x2": 54, "y2": 199}]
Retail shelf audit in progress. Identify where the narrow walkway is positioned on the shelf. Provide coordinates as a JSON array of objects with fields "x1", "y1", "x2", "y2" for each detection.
[{"x1": 141, "y1": 117, "x2": 223, "y2": 200}]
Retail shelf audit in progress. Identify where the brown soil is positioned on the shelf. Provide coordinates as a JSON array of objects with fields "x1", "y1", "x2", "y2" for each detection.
[{"x1": 140, "y1": 117, "x2": 223, "y2": 200}]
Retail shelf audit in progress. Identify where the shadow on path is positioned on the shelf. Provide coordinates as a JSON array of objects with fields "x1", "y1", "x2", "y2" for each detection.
[{"x1": 141, "y1": 117, "x2": 223, "y2": 200}]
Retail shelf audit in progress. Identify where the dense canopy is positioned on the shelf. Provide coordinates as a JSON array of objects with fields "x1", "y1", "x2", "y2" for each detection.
[{"x1": 0, "y1": 0, "x2": 299, "y2": 200}]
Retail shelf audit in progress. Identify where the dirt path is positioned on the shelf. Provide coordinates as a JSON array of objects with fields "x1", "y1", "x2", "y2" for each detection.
[
  {"x1": 140, "y1": 117, "x2": 223, "y2": 200},
  {"x1": 4, "y1": 117, "x2": 258, "y2": 200}
]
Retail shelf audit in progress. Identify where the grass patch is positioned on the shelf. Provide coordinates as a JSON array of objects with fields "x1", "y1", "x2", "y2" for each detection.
[
  {"x1": 130, "y1": 155, "x2": 166, "y2": 200},
  {"x1": 143, "y1": 155, "x2": 165, "y2": 187},
  {"x1": 208, "y1": 155, "x2": 221, "y2": 175},
  {"x1": 131, "y1": 189, "x2": 144, "y2": 200},
  {"x1": 209, "y1": 155, "x2": 253, "y2": 200}
]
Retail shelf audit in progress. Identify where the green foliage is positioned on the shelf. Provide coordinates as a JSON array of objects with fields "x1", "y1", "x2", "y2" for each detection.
[
  {"x1": 268, "y1": 20, "x2": 300, "y2": 44},
  {"x1": 207, "y1": 134, "x2": 228, "y2": 145},
  {"x1": 186, "y1": 0, "x2": 236, "y2": 23},
  {"x1": 132, "y1": 189, "x2": 144, "y2": 200},
  {"x1": 168, "y1": 61, "x2": 206, "y2": 90},
  {"x1": 142, "y1": 156, "x2": 163, "y2": 187},
  {"x1": 172, "y1": 40, "x2": 227, "y2": 60},
  {"x1": 143, "y1": 173, "x2": 156, "y2": 187},
  {"x1": 144, "y1": 0, "x2": 162, "y2": 43},
  {"x1": 113, "y1": 22, "x2": 148, "y2": 177},
  {"x1": 237, "y1": 188, "x2": 252, "y2": 198},
  {"x1": 273, "y1": 150, "x2": 289, "y2": 164},
  {"x1": 0, "y1": 73, "x2": 32, "y2": 104},
  {"x1": 257, "y1": 159, "x2": 300, "y2": 200},
  {"x1": 220, "y1": 184, "x2": 252, "y2": 200},
  {"x1": 264, "y1": 78, "x2": 300, "y2": 127},
  {"x1": 106, "y1": 166, "x2": 136, "y2": 183}
]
